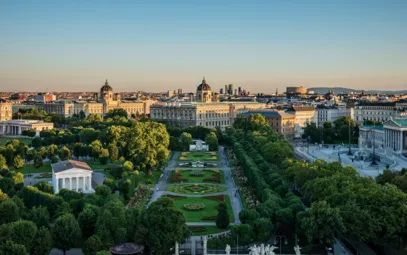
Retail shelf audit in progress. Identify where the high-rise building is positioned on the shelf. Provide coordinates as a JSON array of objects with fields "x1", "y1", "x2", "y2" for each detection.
[
  {"x1": 234, "y1": 89, "x2": 238, "y2": 96},
  {"x1": 228, "y1": 84, "x2": 233, "y2": 95},
  {"x1": 238, "y1": 87, "x2": 242, "y2": 94},
  {"x1": 220, "y1": 88, "x2": 224, "y2": 95},
  {"x1": 224, "y1": 85, "x2": 228, "y2": 95},
  {"x1": 178, "y1": 89, "x2": 183, "y2": 95}
]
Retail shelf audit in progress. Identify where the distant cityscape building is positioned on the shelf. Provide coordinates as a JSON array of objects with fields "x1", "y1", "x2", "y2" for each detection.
[
  {"x1": 316, "y1": 105, "x2": 350, "y2": 127},
  {"x1": 34, "y1": 93, "x2": 56, "y2": 103},
  {"x1": 150, "y1": 78, "x2": 265, "y2": 129},
  {"x1": 354, "y1": 101, "x2": 407, "y2": 124},
  {"x1": 241, "y1": 109, "x2": 295, "y2": 139},
  {"x1": 0, "y1": 100, "x2": 12, "y2": 121},
  {"x1": 36, "y1": 80, "x2": 153, "y2": 117},
  {"x1": 0, "y1": 119, "x2": 53, "y2": 136},
  {"x1": 286, "y1": 86, "x2": 307, "y2": 97},
  {"x1": 286, "y1": 106, "x2": 317, "y2": 138}
]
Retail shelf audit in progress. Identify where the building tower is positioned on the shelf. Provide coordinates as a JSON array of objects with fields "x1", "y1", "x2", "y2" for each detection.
[
  {"x1": 100, "y1": 79, "x2": 114, "y2": 103},
  {"x1": 196, "y1": 77, "x2": 212, "y2": 103}
]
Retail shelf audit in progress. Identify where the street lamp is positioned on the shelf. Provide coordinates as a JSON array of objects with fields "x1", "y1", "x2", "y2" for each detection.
[
  {"x1": 348, "y1": 119, "x2": 352, "y2": 155},
  {"x1": 274, "y1": 235, "x2": 288, "y2": 255}
]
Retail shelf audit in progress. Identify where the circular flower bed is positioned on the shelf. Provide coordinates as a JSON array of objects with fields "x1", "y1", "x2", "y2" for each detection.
[{"x1": 183, "y1": 203, "x2": 205, "y2": 211}]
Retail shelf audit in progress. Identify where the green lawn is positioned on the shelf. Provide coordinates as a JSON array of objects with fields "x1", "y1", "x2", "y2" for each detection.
[
  {"x1": 169, "y1": 169, "x2": 224, "y2": 184},
  {"x1": 171, "y1": 195, "x2": 235, "y2": 222},
  {"x1": 17, "y1": 163, "x2": 52, "y2": 174},
  {"x1": 166, "y1": 184, "x2": 227, "y2": 194},
  {"x1": 0, "y1": 137, "x2": 32, "y2": 146},
  {"x1": 140, "y1": 171, "x2": 162, "y2": 188},
  {"x1": 189, "y1": 226, "x2": 230, "y2": 236},
  {"x1": 179, "y1": 151, "x2": 219, "y2": 161},
  {"x1": 84, "y1": 160, "x2": 120, "y2": 170}
]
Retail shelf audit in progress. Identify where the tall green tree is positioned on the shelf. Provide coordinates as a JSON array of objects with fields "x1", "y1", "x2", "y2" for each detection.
[
  {"x1": 205, "y1": 132, "x2": 219, "y2": 151},
  {"x1": 99, "y1": 149, "x2": 109, "y2": 165},
  {"x1": 145, "y1": 197, "x2": 189, "y2": 255},
  {"x1": 58, "y1": 146, "x2": 71, "y2": 161},
  {"x1": 30, "y1": 227, "x2": 52, "y2": 255},
  {"x1": 0, "y1": 199, "x2": 20, "y2": 224},
  {"x1": 0, "y1": 240, "x2": 27, "y2": 255},
  {"x1": 179, "y1": 132, "x2": 193, "y2": 151},
  {"x1": 216, "y1": 202, "x2": 230, "y2": 229},
  {"x1": 33, "y1": 153, "x2": 43, "y2": 168},
  {"x1": 52, "y1": 213, "x2": 81, "y2": 255},
  {"x1": 0, "y1": 154, "x2": 8, "y2": 170},
  {"x1": 13, "y1": 155, "x2": 24, "y2": 169}
]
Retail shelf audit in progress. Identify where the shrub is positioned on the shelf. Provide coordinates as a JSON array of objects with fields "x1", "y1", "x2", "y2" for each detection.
[
  {"x1": 183, "y1": 203, "x2": 205, "y2": 211},
  {"x1": 165, "y1": 195, "x2": 186, "y2": 200},
  {"x1": 189, "y1": 226, "x2": 206, "y2": 232},
  {"x1": 202, "y1": 216, "x2": 217, "y2": 220}
]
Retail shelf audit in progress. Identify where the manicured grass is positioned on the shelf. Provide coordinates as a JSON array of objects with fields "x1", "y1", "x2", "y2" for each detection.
[
  {"x1": 169, "y1": 169, "x2": 224, "y2": 184},
  {"x1": 166, "y1": 184, "x2": 227, "y2": 194},
  {"x1": 179, "y1": 151, "x2": 219, "y2": 161},
  {"x1": 171, "y1": 195, "x2": 235, "y2": 222},
  {"x1": 17, "y1": 163, "x2": 52, "y2": 174},
  {"x1": 0, "y1": 137, "x2": 32, "y2": 146},
  {"x1": 140, "y1": 171, "x2": 162, "y2": 188},
  {"x1": 84, "y1": 160, "x2": 119, "y2": 170},
  {"x1": 189, "y1": 226, "x2": 230, "y2": 236}
]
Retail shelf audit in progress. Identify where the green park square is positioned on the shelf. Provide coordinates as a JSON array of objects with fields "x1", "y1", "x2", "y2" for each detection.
[
  {"x1": 168, "y1": 169, "x2": 225, "y2": 184},
  {"x1": 179, "y1": 151, "x2": 219, "y2": 161},
  {"x1": 170, "y1": 195, "x2": 235, "y2": 222}
]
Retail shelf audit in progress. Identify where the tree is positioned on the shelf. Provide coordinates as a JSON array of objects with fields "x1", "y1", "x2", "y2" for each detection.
[
  {"x1": 34, "y1": 153, "x2": 43, "y2": 168},
  {"x1": 91, "y1": 140, "x2": 103, "y2": 159},
  {"x1": 299, "y1": 201, "x2": 345, "y2": 245},
  {"x1": 78, "y1": 204, "x2": 99, "y2": 239},
  {"x1": 9, "y1": 220, "x2": 38, "y2": 251},
  {"x1": 95, "y1": 185, "x2": 111, "y2": 198},
  {"x1": 53, "y1": 213, "x2": 81, "y2": 255},
  {"x1": 0, "y1": 188, "x2": 8, "y2": 202},
  {"x1": 34, "y1": 181, "x2": 54, "y2": 194},
  {"x1": 32, "y1": 137, "x2": 42, "y2": 148},
  {"x1": 105, "y1": 108, "x2": 128, "y2": 119},
  {"x1": 0, "y1": 155, "x2": 8, "y2": 170},
  {"x1": 28, "y1": 206, "x2": 50, "y2": 228},
  {"x1": 47, "y1": 144, "x2": 58, "y2": 157},
  {"x1": 123, "y1": 161, "x2": 133, "y2": 172},
  {"x1": 216, "y1": 202, "x2": 230, "y2": 229},
  {"x1": 58, "y1": 146, "x2": 71, "y2": 161},
  {"x1": 96, "y1": 251, "x2": 111, "y2": 255},
  {"x1": 179, "y1": 132, "x2": 193, "y2": 151},
  {"x1": 0, "y1": 199, "x2": 19, "y2": 224},
  {"x1": 205, "y1": 132, "x2": 219, "y2": 151},
  {"x1": 83, "y1": 235, "x2": 103, "y2": 255},
  {"x1": 99, "y1": 149, "x2": 109, "y2": 165},
  {"x1": 13, "y1": 155, "x2": 24, "y2": 169},
  {"x1": 39, "y1": 146, "x2": 48, "y2": 159},
  {"x1": 0, "y1": 240, "x2": 27, "y2": 255},
  {"x1": 146, "y1": 197, "x2": 189, "y2": 255},
  {"x1": 108, "y1": 143, "x2": 119, "y2": 161},
  {"x1": 30, "y1": 227, "x2": 52, "y2": 255}
]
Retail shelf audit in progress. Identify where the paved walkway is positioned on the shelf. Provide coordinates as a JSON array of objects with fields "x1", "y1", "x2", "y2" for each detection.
[{"x1": 149, "y1": 146, "x2": 243, "y2": 226}]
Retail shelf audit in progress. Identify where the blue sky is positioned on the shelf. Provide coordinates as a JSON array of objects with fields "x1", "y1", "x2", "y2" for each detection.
[{"x1": 1, "y1": 0, "x2": 407, "y2": 92}]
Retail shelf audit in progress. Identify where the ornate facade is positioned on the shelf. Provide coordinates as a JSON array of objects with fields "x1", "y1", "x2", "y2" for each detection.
[
  {"x1": 150, "y1": 78, "x2": 266, "y2": 129},
  {"x1": 0, "y1": 100, "x2": 12, "y2": 121},
  {"x1": 37, "y1": 80, "x2": 153, "y2": 117}
]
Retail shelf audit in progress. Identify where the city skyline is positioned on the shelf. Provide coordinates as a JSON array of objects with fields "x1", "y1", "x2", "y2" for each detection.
[{"x1": 1, "y1": 0, "x2": 407, "y2": 92}]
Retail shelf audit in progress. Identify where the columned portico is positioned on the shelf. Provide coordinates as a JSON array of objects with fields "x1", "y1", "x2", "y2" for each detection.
[
  {"x1": 0, "y1": 119, "x2": 53, "y2": 136},
  {"x1": 383, "y1": 119, "x2": 407, "y2": 155},
  {"x1": 52, "y1": 160, "x2": 95, "y2": 194}
]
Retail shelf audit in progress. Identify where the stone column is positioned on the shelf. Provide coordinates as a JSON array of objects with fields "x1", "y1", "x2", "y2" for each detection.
[
  {"x1": 203, "y1": 236, "x2": 207, "y2": 255},
  {"x1": 69, "y1": 177, "x2": 72, "y2": 190},
  {"x1": 88, "y1": 176, "x2": 91, "y2": 191},
  {"x1": 175, "y1": 242, "x2": 179, "y2": 255},
  {"x1": 55, "y1": 178, "x2": 59, "y2": 193},
  {"x1": 62, "y1": 178, "x2": 65, "y2": 189},
  {"x1": 76, "y1": 177, "x2": 79, "y2": 192}
]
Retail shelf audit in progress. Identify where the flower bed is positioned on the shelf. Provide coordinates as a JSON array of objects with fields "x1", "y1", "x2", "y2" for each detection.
[
  {"x1": 171, "y1": 171, "x2": 188, "y2": 182},
  {"x1": 127, "y1": 186, "x2": 151, "y2": 209},
  {"x1": 183, "y1": 203, "x2": 205, "y2": 211},
  {"x1": 204, "y1": 195, "x2": 225, "y2": 202},
  {"x1": 201, "y1": 216, "x2": 217, "y2": 220}
]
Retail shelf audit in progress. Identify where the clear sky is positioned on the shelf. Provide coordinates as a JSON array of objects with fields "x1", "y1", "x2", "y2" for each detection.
[{"x1": 1, "y1": 0, "x2": 407, "y2": 93}]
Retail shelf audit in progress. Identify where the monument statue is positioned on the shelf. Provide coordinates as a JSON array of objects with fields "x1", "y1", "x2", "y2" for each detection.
[
  {"x1": 268, "y1": 245, "x2": 278, "y2": 255},
  {"x1": 294, "y1": 245, "x2": 301, "y2": 255},
  {"x1": 225, "y1": 244, "x2": 231, "y2": 255},
  {"x1": 175, "y1": 242, "x2": 179, "y2": 255},
  {"x1": 248, "y1": 244, "x2": 259, "y2": 255},
  {"x1": 202, "y1": 236, "x2": 207, "y2": 255},
  {"x1": 260, "y1": 243, "x2": 265, "y2": 255}
]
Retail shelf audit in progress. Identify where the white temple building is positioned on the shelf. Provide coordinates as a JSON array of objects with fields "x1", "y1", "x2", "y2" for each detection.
[{"x1": 52, "y1": 160, "x2": 95, "y2": 194}]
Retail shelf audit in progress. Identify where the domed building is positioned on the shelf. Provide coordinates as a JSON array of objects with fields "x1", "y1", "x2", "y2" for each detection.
[
  {"x1": 197, "y1": 77, "x2": 212, "y2": 103},
  {"x1": 100, "y1": 79, "x2": 114, "y2": 103}
]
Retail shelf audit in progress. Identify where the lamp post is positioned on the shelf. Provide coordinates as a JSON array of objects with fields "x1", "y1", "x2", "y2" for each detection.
[
  {"x1": 274, "y1": 235, "x2": 288, "y2": 255},
  {"x1": 371, "y1": 123, "x2": 378, "y2": 165}
]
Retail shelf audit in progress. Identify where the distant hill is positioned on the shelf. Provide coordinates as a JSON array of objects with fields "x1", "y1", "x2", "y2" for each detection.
[{"x1": 308, "y1": 87, "x2": 407, "y2": 95}]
